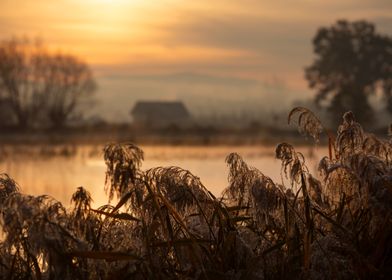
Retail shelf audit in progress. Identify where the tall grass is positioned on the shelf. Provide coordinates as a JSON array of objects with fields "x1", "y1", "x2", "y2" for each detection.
[{"x1": 0, "y1": 108, "x2": 391, "y2": 279}]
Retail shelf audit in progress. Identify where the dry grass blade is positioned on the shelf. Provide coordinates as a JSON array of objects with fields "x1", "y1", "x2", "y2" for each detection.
[
  {"x1": 91, "y1": 209, "x2": 140, "y2": 222},
  {"x1": 104, "y1": 142, "x2": 144, "y2": 201},
  {"x1": 150, "y1": 238, "x2": 211, "y2": 247},
  {"x1": 336, "y1": 111, "x2": 364, "y2": 159},
  {"x1": 225, "y1": 152, "x2": 263, "y2": 208},
  {"x1": 145, "y1": 166, "x2": 213, "y2": 211},
  {"x1": 363, "y1": 134, "x2": 392, "y2": 164},
  {"x1": 288, "y1": 106, "x2": 324, "y2": 142},
  {"x1": 70, "y1": 251, "x2": 141, "y2": 261},
  {"x1": 276, "y1": 142, "x2": 306, "y2": 184},
  {"x1": 71, "y1": 186, "x2": 92, "y2": 218},
  {"x1": 0, "y1": 173, "x2": 19, "y2": 204}
]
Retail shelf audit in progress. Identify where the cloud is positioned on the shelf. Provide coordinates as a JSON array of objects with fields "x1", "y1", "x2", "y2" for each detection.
[
  {"x1": 159, "y1": 15, "x2": 313, "y2": 65},
  {"x1": 1, "y1": 0, "x2": 391, "y2": 122},
  {"x1": 158, "y1": 3, "x2": 392, "y2": 66}
]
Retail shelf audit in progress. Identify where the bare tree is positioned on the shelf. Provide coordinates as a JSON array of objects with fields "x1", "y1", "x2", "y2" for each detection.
[
  {"x1": 0, "y1": 38, "x2": 45, "y2": 128},
  {"x1": 0, "y1": 37, "x2": 96, "y2": 129},
  {"x1": 43, "y1": 53, "x2": 96, "y2": 128}
]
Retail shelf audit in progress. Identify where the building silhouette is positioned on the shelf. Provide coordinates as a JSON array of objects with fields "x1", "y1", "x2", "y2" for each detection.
[{"x1": 130, "y1": 101, "x2": 191, "y2": 128}]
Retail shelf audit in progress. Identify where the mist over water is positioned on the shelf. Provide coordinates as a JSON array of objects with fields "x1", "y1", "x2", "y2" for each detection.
[{"x1": 0, "y1": 145, "x2": 324, "y2": 207}]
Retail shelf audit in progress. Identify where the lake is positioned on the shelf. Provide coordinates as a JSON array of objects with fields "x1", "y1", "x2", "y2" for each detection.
[{"x1": 0, "y1": 145, "x2": 326, "y2": 208}]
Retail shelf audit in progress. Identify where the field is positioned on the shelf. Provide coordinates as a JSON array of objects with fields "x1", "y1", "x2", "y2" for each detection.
[{"x1": 0, "y1": 107, "x2": 391, "y2": 279}]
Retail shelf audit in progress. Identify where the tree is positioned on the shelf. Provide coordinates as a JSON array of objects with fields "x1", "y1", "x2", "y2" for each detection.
[
  {"x1": 44, "y1": 54, "x2": 96, "y2": 128},
  {"x1": 0, "y1": 37, "x2": 96, "y2": 129},
  {"x1": 305, "y1": 20, "x2": 392, "y2": 127}
]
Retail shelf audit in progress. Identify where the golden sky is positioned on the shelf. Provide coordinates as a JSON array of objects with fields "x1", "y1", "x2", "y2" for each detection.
[{"x1": 1, "y1": 0, "x2": 391, "y2": 120}]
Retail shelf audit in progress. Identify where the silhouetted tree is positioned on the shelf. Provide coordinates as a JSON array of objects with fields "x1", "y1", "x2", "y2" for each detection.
[
  {"x1": 44, "y1": 54, "x2": 96, "y2": 128},
  {"x1": 305, "y1": 20, "x2": 392, "y2": 127},
  {"x1": 0, "y1": 38, "x2": 96, "y2": 129}
]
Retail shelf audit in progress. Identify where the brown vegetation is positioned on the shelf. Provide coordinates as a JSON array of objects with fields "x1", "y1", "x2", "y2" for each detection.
[{"x1": 0, "y1": 107, "x2": 391, "y2": 279}]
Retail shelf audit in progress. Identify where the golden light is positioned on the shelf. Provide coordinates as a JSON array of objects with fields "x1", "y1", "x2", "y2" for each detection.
[{"x1": 87, "y1": 0, "x2": 145, "y2": 6}]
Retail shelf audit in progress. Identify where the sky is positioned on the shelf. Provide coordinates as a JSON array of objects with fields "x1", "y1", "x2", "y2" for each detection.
[{"x1": 1, "y1": 0, "x2": 391, "y2": 122}]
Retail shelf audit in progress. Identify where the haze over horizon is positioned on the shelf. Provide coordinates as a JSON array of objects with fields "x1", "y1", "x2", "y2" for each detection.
[{"x1": 1, "y1": 0, "x2": 391, "y2": 122}]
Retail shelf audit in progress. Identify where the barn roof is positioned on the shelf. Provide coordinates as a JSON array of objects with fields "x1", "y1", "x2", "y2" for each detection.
[{"x1": 131, "y1": 101, "x2": 190, "y2": 119}]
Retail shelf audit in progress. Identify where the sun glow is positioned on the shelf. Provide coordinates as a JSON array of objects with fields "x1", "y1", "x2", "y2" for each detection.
[{"x1": 88, "y1": 0, "x2": 145, "y2": 7}]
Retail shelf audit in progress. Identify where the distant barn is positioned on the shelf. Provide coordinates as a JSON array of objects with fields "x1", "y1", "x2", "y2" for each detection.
[{"x1": 130, "y1": 101, "x2": 191, "y2": 128}]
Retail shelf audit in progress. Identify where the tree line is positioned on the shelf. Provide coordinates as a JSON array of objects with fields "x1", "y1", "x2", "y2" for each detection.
[
  {"x1": 0, "y1": 38, "x2": 96, "y2": 129},
  {"x1": 0, "y1": 19, "x2": 391, "y2": 130}
]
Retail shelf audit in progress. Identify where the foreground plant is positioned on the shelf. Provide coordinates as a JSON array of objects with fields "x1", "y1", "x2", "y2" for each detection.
[{"x1": 0, "y1": 107, "x2": 391, "y2": 279}]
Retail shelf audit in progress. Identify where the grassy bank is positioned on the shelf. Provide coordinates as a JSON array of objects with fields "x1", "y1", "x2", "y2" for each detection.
[{"x1": 0, "y1": 122, "x2": 322, "y2": 146}]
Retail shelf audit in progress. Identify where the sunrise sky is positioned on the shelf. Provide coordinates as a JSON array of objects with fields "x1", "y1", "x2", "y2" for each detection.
[{"x1": 1, "y1": 0, "x2": 391, "y2": 121}]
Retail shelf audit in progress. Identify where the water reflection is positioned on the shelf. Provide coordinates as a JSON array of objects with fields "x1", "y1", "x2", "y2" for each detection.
[{"x1": 0, "y1": 145, "x2": 325, "y2": 207}]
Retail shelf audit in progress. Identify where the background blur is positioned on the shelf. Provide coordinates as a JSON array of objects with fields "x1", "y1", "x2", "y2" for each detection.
[{"x1": 0, "y1": 0, "x2": 391, "y2": 206}]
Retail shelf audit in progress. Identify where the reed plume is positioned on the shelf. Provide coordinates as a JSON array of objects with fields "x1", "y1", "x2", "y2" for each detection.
[{"x1": 0, "y1": 108, "x2": 391, "y2": 279}]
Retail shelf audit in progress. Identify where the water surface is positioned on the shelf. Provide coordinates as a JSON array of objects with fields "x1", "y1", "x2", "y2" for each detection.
[{"x1": 0, "y1": 145, "x2": 326, "y2": 207}]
